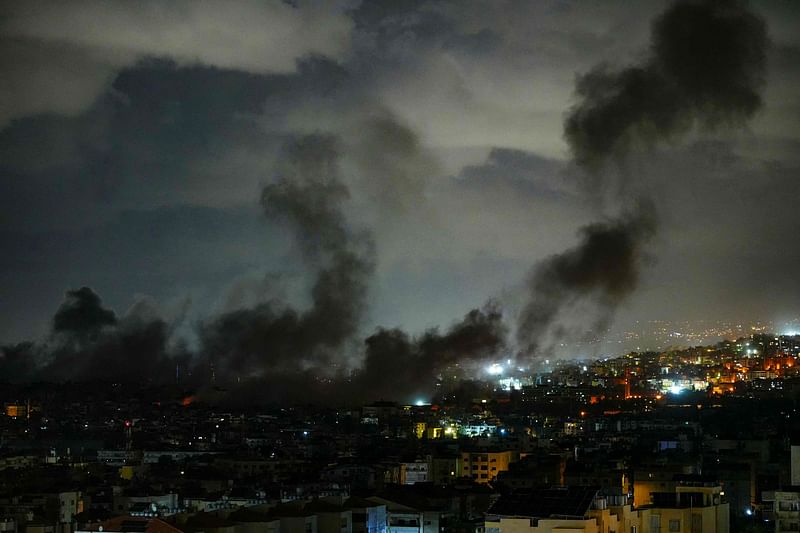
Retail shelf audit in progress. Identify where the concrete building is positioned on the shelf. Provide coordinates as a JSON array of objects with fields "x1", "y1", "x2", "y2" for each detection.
[
  {"x1": 0, "y1": 455, "x2": 40, "y2": 472},
  {"x1": 0, "y1": 519, "x2": 15, "y2": 533},
  {"x1": 305, "y1": 500, "x2": 353, "y2": 533},
  {"x1": 267, "y1": 506, "x2": 318, "y2": 533},
  {"x1": 427, "y1": 455, "x2": 459, "y2": 485},
  {"x1": 774, "y1": 489, "x2": 800, "y2": 533},
  {"x1": 485, "y1": 486, "x2": 615, "y2": 533},
  {"x1": 344, "y1": 497, "x2": 388, "y2": 533},
  {"x1": 96, "y1": 450, "x2": 139, "y2": 467},
  {"x1": 485, "y1": 482, "x2": 728, "y2": 533},
  {"x1": 637, "y1": 480, "x2": 729, "y2": 533},
  {"x1": 498, "y1": 454, "x2": 565, "y2": 491},
  {"x1": 462, "y1": 450, "x2": 519, "y2": 485},
  {"x1": 113, "y1": 494, "x2": 178, "y2": 516},
  {"x1": 76, "y1": 516, "x2": 184, "y2": 533},
  {"x1": 463, "y1": 424, "x2": 497, "y2": 437},
  {"x1": 362, "y1": 402, "x2": 400, "y2": 421},
  {"x1": 226, "y1": 508, "x2": 281, "y2": 533},
  {"x1": 366, "y1": 496, "x2": 442, "y2": 533},
  {"x1": 57, "y1": 492, "x2": 83, "y2": 526},
  {"x1": 633, "y1": 463, "x2": 696, "y2": 508},
  {"x1": 321, "y1": 464, "x2": 380, "y2": 491},
  {"x1": 401, "y1": 462, "x2": 429, "y2": 485}
]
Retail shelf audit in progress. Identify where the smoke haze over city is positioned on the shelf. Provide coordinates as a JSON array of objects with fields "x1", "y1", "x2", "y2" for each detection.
[{"x1": 1, "y1": 0, "x2": 800, "y2": 402}]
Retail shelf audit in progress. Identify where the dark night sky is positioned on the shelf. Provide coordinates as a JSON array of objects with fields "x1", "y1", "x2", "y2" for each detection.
[{"x1": 1, "y1": 0, "x2": 799, "y2": 363}]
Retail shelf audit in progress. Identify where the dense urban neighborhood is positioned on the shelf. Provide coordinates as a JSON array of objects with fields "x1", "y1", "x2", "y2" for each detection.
[{"x1": 2, "y1": 334, "x2": 799, "y2": 533}]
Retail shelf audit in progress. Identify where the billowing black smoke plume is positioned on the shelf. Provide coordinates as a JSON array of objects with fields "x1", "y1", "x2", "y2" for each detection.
[
  {"x1": 518, "y1": 0, "x2": 767, "y2": 359},
  {"x1": 0, "y1": 287, "x2": 188, "y2": 384},
  {"x1": 0, "y1": 342, "x2": 37, "y2": 384},
  {"x1": 517, "y1": 203, "x2": 656, "y2": 356},
  {"x1": 356, "y1": 304, "x2": 507, "y2": 402},
  {"x1": 565, "y1": 0, "x2": 767, "y2": 169},
  {"x1": 0, "y1": 129, "x2": 504, "y2": 404},
  {"x1": 51, "y1": 287, "x2": 117, "y2": 343},
  {"x1": 0, "y1": 136, "x2": 376, "y2": 394},
  {"x1": 198, "y1": 135, "x2": 375, "y2": 383}
]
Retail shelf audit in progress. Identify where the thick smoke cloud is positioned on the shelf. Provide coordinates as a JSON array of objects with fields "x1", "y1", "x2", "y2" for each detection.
[
  {"x1": 0, "y1": 131, "x2": 497, "y2": 404},
  {"x1": 41, "y1": 315, "x2": 185, "y2": 383},
  {"x1": 517, "y1": 0, "x2": 768, "y2": 360},
  {"x1": 192, "y1": 133, "x2": 500, "y2": 402},
  {"x1": 356, "y1": 304, "x2": 507, "y2": 402},
  {"x1": 565, "y1": 0, "x2": 767, "y2": 169},
  {"x1": 52, "y1": 287, "x2": 117, "y2": 343},
  {"x1": 197, "y1": 135, "x2": 375, "y2": 383},
  {"x1": 0, "y1": 287, "x2": 187, "y2": 383},
  {"x1": 349, "y1": 112, "x2": 436, "y2": 216},
  {"x1": 1, "y1": 0, "x2": 787, "y2": 404},
  {"x1": 261, "y1": 135, "x2": 375, "y2": 351},
  {"x1": 0, "y1": 342, "x2": 37, "y2": 384},
  {"x1": 517, "y1": 204, "x2": 656, "y2": 357},
  {"x1": 0, "y1": 137, "x2": 378, "y2": 388}
]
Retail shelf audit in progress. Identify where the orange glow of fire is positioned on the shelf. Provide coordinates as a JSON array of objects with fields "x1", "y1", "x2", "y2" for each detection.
[{"x1": 182, "y1": 395, "x2": 196, "y2": 407}]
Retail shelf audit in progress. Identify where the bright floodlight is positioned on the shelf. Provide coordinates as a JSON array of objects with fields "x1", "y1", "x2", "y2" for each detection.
[
  {"x1": 669, "y1": 385, "x2": 683, "y2": 395},
  {"x1": 486, "y1": 363, "x2": 503, "y2": 375},
  {"x1": 415, "y1": 399, "x2": 426, "y2": 406}
]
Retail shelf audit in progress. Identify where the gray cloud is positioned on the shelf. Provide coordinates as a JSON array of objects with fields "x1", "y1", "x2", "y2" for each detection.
[{"x1": 0, "y1": 0, "x2": 353, "y2": 127}]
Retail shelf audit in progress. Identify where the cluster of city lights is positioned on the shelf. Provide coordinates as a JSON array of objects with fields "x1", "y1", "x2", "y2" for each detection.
[{"x1": 486, "y1": 363, "x2": 504, "y2": 376}]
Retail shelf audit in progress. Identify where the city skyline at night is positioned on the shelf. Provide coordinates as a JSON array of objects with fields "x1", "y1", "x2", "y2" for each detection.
[{"x1": 3, "y1": 3, "x2": 800, "y2": 531}]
